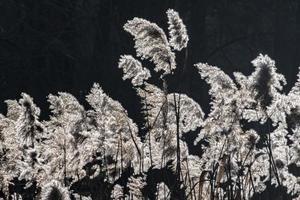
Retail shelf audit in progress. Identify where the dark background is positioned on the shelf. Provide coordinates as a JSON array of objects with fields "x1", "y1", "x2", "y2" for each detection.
[{"x1": 0, "y1": 0, "x2": 299, "y2": 123}]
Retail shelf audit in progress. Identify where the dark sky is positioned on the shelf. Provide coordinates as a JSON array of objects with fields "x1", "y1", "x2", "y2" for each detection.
[{"x1": 0, "y1": 0, "x2": 299, "y2": 124}]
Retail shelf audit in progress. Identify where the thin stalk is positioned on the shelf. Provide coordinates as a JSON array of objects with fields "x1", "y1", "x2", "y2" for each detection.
[
  {"x1": 173, "y1": 93, "x2": 181, "y2": 180},
  {"x1": 144, "y1": 92, "x2": 153, "y2": 166},
  {"x1": 120, "y1": 133, "x2": 123, "y2": 175},
  {"x1": 114, "y1": 140, "x2": 120, "y2": 181},
  {"x1": 63, "y1": 137, "x2": 67, "y2": 187}
]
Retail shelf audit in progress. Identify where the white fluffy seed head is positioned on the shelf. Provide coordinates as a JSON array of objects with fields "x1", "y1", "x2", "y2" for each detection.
[
  {"x1": 124, "y1": 17, "x2": 176, "y2": 75},
  {"x1": 40, "y1": 180, "x2": 70, "y2": 200},
  {"x1": 118, "y1": 55, "x2": 151, "y2": 86},
  {"x1": 166, "y1": 9, "x2": 189, "y2": 51}
]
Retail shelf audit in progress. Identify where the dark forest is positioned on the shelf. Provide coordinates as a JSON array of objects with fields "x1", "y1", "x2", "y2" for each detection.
[{"x1": 1, "y1": 0, "x2": 299, "y2": 119}]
